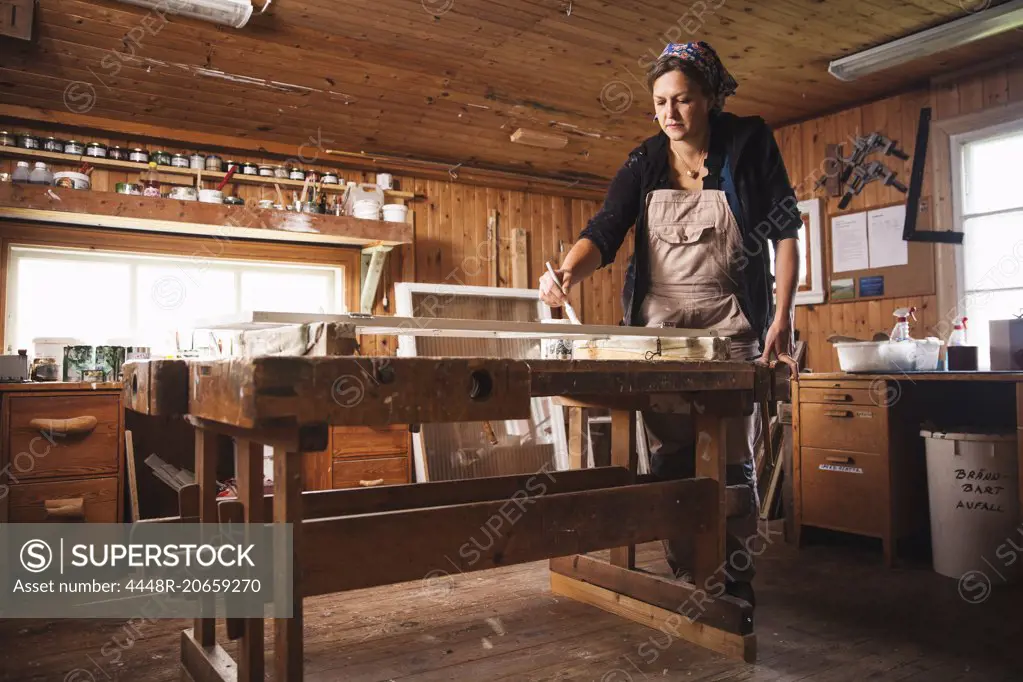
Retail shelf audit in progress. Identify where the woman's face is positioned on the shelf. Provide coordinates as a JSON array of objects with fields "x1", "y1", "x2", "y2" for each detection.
[{"x1": 652, "y1": 70, "x2": 712, "y2": 142}]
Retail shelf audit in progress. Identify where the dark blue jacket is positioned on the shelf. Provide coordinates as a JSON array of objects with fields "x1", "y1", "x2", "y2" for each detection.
[{"x1": 578, "y1": 111, "x2": 801, "y2": 348}]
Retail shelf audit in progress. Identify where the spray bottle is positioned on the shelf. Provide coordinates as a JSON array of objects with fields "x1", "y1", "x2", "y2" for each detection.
[
  {"x1": 948, "y1": 317, "x2": 968, "y2": 347},
  {"x1": 890, "y1": 307, "x2": 917, "y2": 342}
]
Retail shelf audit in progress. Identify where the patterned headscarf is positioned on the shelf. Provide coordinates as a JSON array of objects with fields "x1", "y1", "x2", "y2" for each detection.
[{"x1": 658, "y1": 41, "x2": 737, "y2": 111}]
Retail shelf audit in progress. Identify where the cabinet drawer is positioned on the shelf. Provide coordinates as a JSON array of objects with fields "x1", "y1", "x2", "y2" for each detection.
[
  {"x1": 7, "y1": 476, "x2": 119, "y2": 522},
  {"x1": 332, "y1": 456, "x2": 409, "y2": 489},
  {"x1": 801, "y1": 448, "x2": 887, "y2": 536},
  {"x1": 331, "y1": 425, "x2": 408, "y2": 459},
  {"x1": 800, "y1": 402, "x2": 885, "y2": 453},
  {"x1": 6, "y1": 394, "x2": 121, "y2": 481},
  {"x1": 800, "y1": 388, "x2": 876, "y2": 406}
]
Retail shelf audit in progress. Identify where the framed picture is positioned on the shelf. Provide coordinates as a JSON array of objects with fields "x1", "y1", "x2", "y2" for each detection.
[{"x1": 769, "y1": 197, "x2": 826, "y2": 305}]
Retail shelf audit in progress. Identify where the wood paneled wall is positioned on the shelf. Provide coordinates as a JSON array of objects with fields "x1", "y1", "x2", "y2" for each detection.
[{"x1": 775, "y1": 57, "x2": 1023, "y2": 372}]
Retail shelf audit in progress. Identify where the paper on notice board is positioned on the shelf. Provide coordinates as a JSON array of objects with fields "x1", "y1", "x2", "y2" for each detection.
[
  {"x1": 831, "y1": 212, "x2": 869, "y2": 272},
  {"x1": 867, "y1": 204, "x2": 908, "y2": 268}
]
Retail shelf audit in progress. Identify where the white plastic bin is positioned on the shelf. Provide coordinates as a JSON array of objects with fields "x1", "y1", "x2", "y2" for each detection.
[{"x1": 922, "y1": 429, "x2": 1020, "y2": 582}]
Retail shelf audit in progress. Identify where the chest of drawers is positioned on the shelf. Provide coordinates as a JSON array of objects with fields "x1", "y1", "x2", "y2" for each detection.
[{"x1": 0, "y1": 384, "x2": 123, "y2": 523}]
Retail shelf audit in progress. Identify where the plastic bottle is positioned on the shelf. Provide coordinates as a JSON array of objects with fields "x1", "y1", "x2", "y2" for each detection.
[
  {"x1": 948, "y1": 317, "x2": 968, "y2": 346},
  {"x1": 142, "y1": 161, "x2": 161, "y2": 197},
  {"x1": 890, "y1": 307, "x2": 917, "y2": 342},
  {"x1": 28, "y1": 162, "x2": 53, "y2": 185},
  {"x1": 11, "y1": 161, "x2": 30, "y2": 184}
]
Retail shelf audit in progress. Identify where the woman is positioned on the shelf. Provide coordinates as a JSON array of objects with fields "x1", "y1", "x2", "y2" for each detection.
[{"x1": 539, "y1": 41, "x2": 800, "y2": 607}]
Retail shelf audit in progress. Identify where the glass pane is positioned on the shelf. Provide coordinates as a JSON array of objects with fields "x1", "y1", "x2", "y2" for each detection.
[
  {"x1": 962, "y1": 288, "x2": 1023, "y2": 369},
  {"x1": 961, "y1": 211, "x2": 1023, "y2": 292},
  {"x1": 12, "y1": 257, "x2": 132, "y2": 350},
  {"x1": 963, "y1": 129, "x2": 1023, "y2": 215},
  {"x1": 240, "y1": 269, "x2": 336, "y2": 313},
  {"x1": 136, "y1": 264, "x2": 237, "y2": 354}
]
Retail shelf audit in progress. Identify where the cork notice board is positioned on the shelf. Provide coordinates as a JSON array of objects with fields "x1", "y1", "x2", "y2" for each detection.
[{"x1": 826, "y1": 202, "x2": 935, "y2": 301}]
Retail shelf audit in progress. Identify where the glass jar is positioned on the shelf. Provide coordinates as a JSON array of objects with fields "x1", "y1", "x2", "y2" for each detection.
[
  {"x1": 43, "y1": 137, "x2": 65, "y2": 153},
  {"x1": 0, "y1": 131, "x2": 15, "y2": 146},
  {"x1": 241, "y1": 161, "x2": 259, "y2": 175},
  {"x1": 85, "y1": 142, "x2": 108, "y2": 158},
  {"x1": 17, "y1": 133, "x2": 40, "y2": 150},
  {"x1": 273, "y1": 166, "x2": 289, "y2": 179},
  {"x1": 171, "y1": 153, "x2": 189, "y2": 168},
  {"x1": 288, "y1": 167, "x2": 306, "y2": 181},
  {"x1": 205, "y1": 155, "x2": 223, "y2": 172},
  {"x1": 153, "y1": 150, "x2": 173, "y2": 166},
  {"x1": 108, "y1": 146, "x2": 128, "y2": 160},
  {"x1": 189, "y1": 153, "x2": 206, "y2": 170},
  {"x1": 258, "y1": 165, "x2": 275, "y2": 177},
  {"x1": 129, "y1": 148, "x2": 149, "y2": 163},
  {"x1": 321, "y1": 170, "x2": 339, "y2": 185},
  {"x1": 63, "y1": 140, "x2": 85, "y2": 155}
]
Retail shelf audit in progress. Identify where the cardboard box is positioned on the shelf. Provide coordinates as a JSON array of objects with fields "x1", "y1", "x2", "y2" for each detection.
[{"x1": 989, "y1": 318, "x2": 1023, "y2": 370}]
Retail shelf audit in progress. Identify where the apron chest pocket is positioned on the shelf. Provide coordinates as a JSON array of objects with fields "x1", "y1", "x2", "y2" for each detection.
[{"x1": 650, "y1": 222, "x2": 715, "y2": 245}]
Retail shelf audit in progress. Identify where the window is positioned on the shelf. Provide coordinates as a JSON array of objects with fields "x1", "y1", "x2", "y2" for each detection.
[
  {"x1": 953, "y1": 120, "x2": 1023, "y2": 368},
  {"x1": 5, "y1": 246, "x2": 346, "y2": 355}
]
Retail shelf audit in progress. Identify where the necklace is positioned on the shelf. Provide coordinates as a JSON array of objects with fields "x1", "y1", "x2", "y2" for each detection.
[{"x1": 671, "y1": 144, "x2": 707, "y2": 180}]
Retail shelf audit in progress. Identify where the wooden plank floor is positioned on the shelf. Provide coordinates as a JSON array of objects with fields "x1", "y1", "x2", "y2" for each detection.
[{"x1": 2, "y1": 527, "x2": 1020, "y2": 681}]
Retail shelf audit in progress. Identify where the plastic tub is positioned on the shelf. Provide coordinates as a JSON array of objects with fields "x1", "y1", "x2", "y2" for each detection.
[
  {"x1": 382, "y1": 204, "x2": 409, "y2": 223},
  {"x1": 834, "y1": 338, "x2": 942, "y2": 372},
  {"x1": 922, "y1": 429, "x2": 1019, "y2": 581}
]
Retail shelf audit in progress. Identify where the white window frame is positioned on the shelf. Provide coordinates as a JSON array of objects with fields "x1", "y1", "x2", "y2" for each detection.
[
  {"x1": 4, "y1": 244, "x2": 347, "y2": 349},
  {"x1": 949, "y1": 117, "x2": 1023, "y2": 315}
]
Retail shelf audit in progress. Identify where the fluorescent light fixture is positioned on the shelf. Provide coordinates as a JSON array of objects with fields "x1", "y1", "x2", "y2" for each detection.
[
  {"x1": 829, "y1": 0, "x2": 1023, "y2": 81},
  {"x1": 115, "y1": 0, "x2": 271, "y2": 28}
]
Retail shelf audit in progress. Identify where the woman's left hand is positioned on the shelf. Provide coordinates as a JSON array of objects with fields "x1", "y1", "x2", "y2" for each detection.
[{"x1": 757, "y1": 315, "x2": 798, "y2": 376}]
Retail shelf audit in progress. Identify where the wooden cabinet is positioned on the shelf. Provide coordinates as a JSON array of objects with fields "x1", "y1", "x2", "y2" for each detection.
[
  {"x1": 0, "y1": 384, "x2": 124, "y2": 523},
  {"x1": 301, "y1": 424, "x2": 411, "y2": 491},
  {"x1": 793, "y1": 377, "x2": 927, "y2": 566}
]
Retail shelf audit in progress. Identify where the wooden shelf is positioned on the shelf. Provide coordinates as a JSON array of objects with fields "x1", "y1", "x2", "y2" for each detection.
[
  {"x1": 0, "y1": 146, "x2": 418, "y2": 200},
  {"x1": 0, "y1": 184, "x2": 413, "y2": 248}
]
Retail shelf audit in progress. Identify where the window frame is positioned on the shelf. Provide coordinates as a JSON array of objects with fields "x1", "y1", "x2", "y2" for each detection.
[
  {"x1": 0, "y1": 222, "x2": 362, "y2": 350},
  {"x1": 949, "y1": 117, "x2": 1023, "y2": 316}
]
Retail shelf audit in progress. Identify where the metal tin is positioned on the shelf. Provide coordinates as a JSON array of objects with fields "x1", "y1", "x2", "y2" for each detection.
[
  {"x1": 153, "y1": 150, "x2": 173, "y2": 166},
  {"x1": 321, "y1": 171, "x2": 339, "y2": 184},
  {"x1": 169, "y1": 186, "x2": 198, "y2": 201},
  {"x1": 82, "y1": 368, "x2": 106, "y2": 383},
  {"x1": 63, "y1": 140, "x2": 85, "y2": 155},
  {"x1": 85, "y1": 142, "x2": 108, "y2": 158},
  {"x1": 189, "y1": 153, "x2": 206, "y2": 170},
  {"x1": 115, "y1": 182, "x2": 142, "y2": 196},
  {"x1": 241, "y1": 161, "x2": 259, "y2": 175},
  {"x1": 258, "y1": 165, "x2": 275, "y2": 177},
  {"x1": 17, "y1": 133, "x2": 40, "y2": 150},
  {"x1": 108, "y1": 146, "x2": 128, "y2": 160},
  {"x1": 205, "y1": 155, "x2": 223, "y2": 172},
  {"x1": 129, "y1": 148, "x2": 149, "y2": 163},
  {"x1": 170, "y1": 153, "x2": 189, "y2": 168},
  {"x1": 273, "y1": 166, "x2": 289, "y2": 179},
  {"x1": 224, "y1": 195, "x2": 245, "y2": 206},
  {"x1": 43, "y1": 137, "x2": 65, "y2": 153},
  {"x1": 0, "y1": 131, "x2": 14, "y2": 146},
  {"x1": 289, "y1": 167, "x2": 306, "y2": 181}
]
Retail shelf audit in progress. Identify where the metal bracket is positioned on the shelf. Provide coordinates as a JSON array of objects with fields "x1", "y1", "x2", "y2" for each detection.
[{"x1": 360, "y1": 245, "x2": 394, "y2": 313}]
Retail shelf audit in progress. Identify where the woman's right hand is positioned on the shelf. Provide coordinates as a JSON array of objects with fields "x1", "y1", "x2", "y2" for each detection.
[{"x1": 538, "y1": 268, "x2": 573, "y2": 307}]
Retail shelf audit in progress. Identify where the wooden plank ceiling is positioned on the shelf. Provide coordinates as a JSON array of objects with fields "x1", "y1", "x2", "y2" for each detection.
[{"x1": 2, "y1": 0, "x2": 1021, "y2": 183}]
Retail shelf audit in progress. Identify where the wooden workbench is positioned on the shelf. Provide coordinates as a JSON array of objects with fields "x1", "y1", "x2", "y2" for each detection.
[
  {"x1": 792, "y1": 371, "x2": 1023, "y2": 564},
  {"x1": 124, "y1": 353, "x2": 770, "y2": 681}
]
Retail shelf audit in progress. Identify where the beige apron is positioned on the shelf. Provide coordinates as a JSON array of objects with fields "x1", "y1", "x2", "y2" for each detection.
[{"x1": 639, "y1": 188, "x2": 761, "y2": 583}]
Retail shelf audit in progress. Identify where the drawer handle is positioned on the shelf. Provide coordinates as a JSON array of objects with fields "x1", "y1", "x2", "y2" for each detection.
[
  {"x1": 359, "y1": 479, "x2": 385, "y2": 487},
  {"x1": 823, "y1": 410, "x2": 853, "y2": 418},
  {"x1": 823, "y1": 393, "x2": 851, "y2": 402},
  {"x1": 44, "y1": 497, "x2": 85, "y2": 521},
  {"x1": 826, "y1": 456, "x2": 853, "y2": 464},
  {"x1": 29, "y1": 416, "x2": 98, "y2": 436}
]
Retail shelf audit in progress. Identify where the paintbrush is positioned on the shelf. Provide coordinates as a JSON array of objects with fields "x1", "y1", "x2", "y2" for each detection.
[{"x1": 545, "y1": 261, "x2": 581, "y2": 324}]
